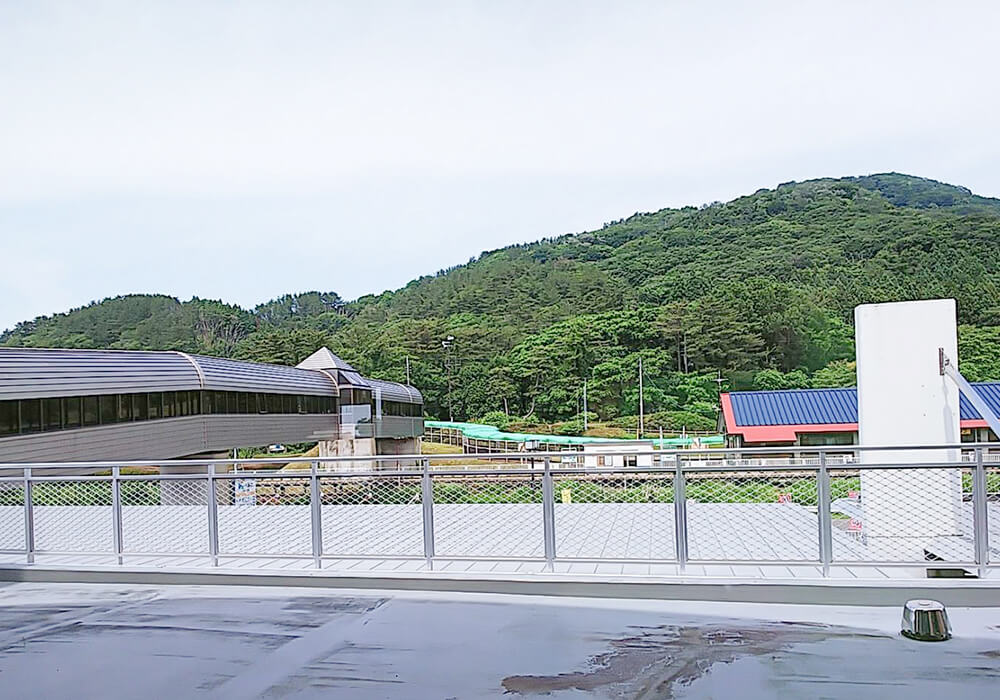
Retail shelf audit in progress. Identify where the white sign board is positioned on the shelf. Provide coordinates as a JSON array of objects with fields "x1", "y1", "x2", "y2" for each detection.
[{"x1": 234, "y1": 478, "x2": 257, "y2": 506}]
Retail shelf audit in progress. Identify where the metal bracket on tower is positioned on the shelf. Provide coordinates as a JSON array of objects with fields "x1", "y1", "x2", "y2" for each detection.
[{"x1": 939, "y1": 348, "x2": 1000, "y2": 438}]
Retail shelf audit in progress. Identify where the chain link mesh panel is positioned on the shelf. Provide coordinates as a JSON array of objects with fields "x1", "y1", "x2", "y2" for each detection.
[
  {"x1": 121, "y1": 478, "x2": 209, "y2": 554},
  {"x1": 988, "y1": 464, "x2": 1000, "y2": 565},
  {"x1": 432, "y1": 474, "x2": 543, "y2": 558},
  {"x1": 216, "y1": 476, "x2": 312, "y2": 555},
  {"x1": 830, "y1": 467, "x2": 973, "y2": 563},
  {"x1": 32, "y1": 479, "x2": 113, "y2": 553},
  {"x1": 553, "y1": 473, "x2": 675, "y2": 560},
  {"x1": 684, "y1": 470, "x2": 820, "y2": 562},
  {"x1": 320, "y1": 475, "x2": 423, "y2": 557},
  {"x1": 0, "y1": 480, "x2": 25, "y2": 551}
]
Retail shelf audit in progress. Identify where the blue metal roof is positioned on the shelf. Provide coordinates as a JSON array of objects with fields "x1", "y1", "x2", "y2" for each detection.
[{"x1": 728, "y1": 383, "x2": 1000, "y2": 426}]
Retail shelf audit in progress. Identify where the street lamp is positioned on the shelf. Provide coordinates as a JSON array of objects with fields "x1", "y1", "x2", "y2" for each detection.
[{"x1": 442, "y1": 336, "x2": 455, "y2": 422}]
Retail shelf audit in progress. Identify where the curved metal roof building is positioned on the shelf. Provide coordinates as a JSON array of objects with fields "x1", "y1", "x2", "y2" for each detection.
[
  {"x1": 0, "y1": 347, "x2": 422, "y2": 463},
  {"x1": 0, "y1": 348, "x2": 339, "y2": 400}
]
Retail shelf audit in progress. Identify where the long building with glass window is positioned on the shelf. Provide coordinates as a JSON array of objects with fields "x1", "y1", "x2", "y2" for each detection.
[{"x1": 0, "y1": 346, "x2": 423, "y2": 463}]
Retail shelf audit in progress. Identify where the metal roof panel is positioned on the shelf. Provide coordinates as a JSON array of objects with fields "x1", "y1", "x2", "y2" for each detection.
[
  {"x1": 0, "y1": 347, "x2": 338, "y2": 399},
  {"x1": 728, "y1": 383, "x2": 1000, "y2": 427}
]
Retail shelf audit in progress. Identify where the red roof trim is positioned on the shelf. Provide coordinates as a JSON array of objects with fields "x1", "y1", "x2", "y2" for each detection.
[
  {"x1": 725, "y1": 414, "x2": 986, "y2": 445},
  {"x1": 720, "y1": 393, "x2": 737, "y2": 433}
]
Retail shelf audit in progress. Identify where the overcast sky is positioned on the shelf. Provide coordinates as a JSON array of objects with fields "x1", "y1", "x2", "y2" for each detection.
[{"x1": 2, "y1": 1, "x2": 999, "y2": 332}]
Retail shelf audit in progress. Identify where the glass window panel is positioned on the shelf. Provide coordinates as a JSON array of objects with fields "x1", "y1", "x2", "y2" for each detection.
[
  {"x1": 20, "y1": 399, "x2": 42, "y2": 433},
  {"x1": 147, "y1": 393, "x2": 161, "y2": 420},
  {"x1": 43, "y1": 397, "x2": 62, "y2": 431},
  {"x1": 268, "y1": 394, "x2": 281, "y2": 414},
  {"x1": 237, "y1": 392, "x2": 248, "y2": 414},
  {"x1": 189, "y1": 391, "x2": 200, "y2": 415},
  {"x1": 118, "y1": 395, "x2": 132, "y2": 422},
  {"x1": 0, "y1": 401, "x2": 20, "y2": 436},
  {"x1": 257, "y1": 393, "x2": 268, "y2": 413},
  {"x1": 100, "y1": 395, "x2": 117, "y2": 425},
  {"x1": 162, "y1": 391, "x2": 175, "y2": 418},
  {"x1": 83, "y1": 396, "x2": 99, "y2": 426},
  {"x1": 178, "y1": 391, "x2": 189, "y2": 416},
  {"x1": 283, "y1": 394, "x2": 294, "y2": 413},
  {"x1": 133, "y1": 393, "x2": 148, "y2": 421},
  {"x1": 64, "y1": 397, "x2": 82, "y2": 428}
]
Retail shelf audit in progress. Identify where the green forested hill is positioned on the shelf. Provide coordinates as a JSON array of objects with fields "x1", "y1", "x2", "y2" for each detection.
[{"x1": 5, "y1": 173, "x2": 1000, "y2": 426}]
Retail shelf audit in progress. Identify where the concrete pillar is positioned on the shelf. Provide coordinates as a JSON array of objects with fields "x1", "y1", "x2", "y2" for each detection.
[
  {"x1": 318, "y1": 435, "x2": 376, "y2": 472},
  {"x1": 375, "y1": 437, "x2": 420, "y2": 468},
  {"x1": 855, "y1": 299, "x2": 964, "y2": 558}
]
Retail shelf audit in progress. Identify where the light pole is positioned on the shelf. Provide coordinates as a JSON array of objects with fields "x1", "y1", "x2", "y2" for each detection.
[
  {"x1": 442, "y1": 336, "x2": 455, "y2": 422},
  {"x1": 638, "y1": 356, "x2": 644, "y2": 438}
]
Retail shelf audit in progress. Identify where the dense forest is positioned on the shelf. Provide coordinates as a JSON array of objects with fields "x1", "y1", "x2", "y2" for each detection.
[{"x1": 4, "y1": 173, "x2": 1000, "y2": 430}]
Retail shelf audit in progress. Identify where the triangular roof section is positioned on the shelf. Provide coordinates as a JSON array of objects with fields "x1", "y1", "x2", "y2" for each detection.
[{"x1": 296, "y1": 347, "x2": 356, "y2": 372}]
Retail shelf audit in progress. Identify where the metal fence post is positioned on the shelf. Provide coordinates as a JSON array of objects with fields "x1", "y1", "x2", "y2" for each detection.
[
  {"x1": 673, "y1": 452, "x2": 688, "y2": 573},
  {"x1": 421, "y1": 458, "x2": 435, "y2": 569},
  {"x1": 111, "y1": 466, "x2": 123, "y2": 565},
  {"x1": 23, "y1": 467, "x2": 34, "y2": 564},
  {"x1": 542, "y1": 456, "x2": 556, "y2": 571},
  {"x1": 973, "y1": 447, "x2": 989, "y2": 578},
  {"x1": 207, "y1": 463, "x2": 219, "y2": 567},
  {"x1": 817, "y1": 451, "x2": 833, "y2": 577},
  {"x1": 310, "y1": 461, "x2": 323, "y2": 569}
]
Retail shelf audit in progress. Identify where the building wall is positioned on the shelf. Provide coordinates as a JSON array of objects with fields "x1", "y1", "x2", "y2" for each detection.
[
  {"x1": 582, "y1": 443, "x2": 655, "y2": 468},
  {"x1": 0, "y1": 414, "x2": 338, "y2": 463},
  {"x1": 374, "y1": 416, "x2": 424, "y2": 439}
]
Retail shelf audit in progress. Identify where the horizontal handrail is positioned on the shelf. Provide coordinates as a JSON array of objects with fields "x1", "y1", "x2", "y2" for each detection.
[{"x1": 2, "y1": 441, "x2": 999, "y2": 470}]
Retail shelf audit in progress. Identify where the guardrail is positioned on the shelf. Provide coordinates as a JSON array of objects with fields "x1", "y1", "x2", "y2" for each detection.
[{"x1": 0, "y1": 443, "x2": 997, "y2": 578}]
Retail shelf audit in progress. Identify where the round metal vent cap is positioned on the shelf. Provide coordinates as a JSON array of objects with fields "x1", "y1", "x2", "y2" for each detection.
[{"x1": 901, "y1": 599, "x2": 951, "y2": 642}]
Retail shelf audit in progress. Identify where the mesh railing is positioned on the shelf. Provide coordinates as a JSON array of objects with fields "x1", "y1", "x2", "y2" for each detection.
[
  {"x1": 984, "y1": 464, "x2": 999, "y2": 566},
  {"x1": 121, "y1": 478, "x2": 209, "y2": 555},
  {"x1": 217, "y1": 475, "x2": 312, "y2": 556},
  {"x1": 830, "y1": 466, "x2": 972, "y2": 564},
  {"x1": 684, "y1": 471, "x2": 820, "y2": 562},
  {"x1": 1, "y1": 446, "x2": 997, "y2": 575},
  {"x1": 32, "y1": 479, "x2": 113, "y2": 553},
  {"x1": 0, "y1": 480, "x2": 25, "y2": 552},
  {"x1": 552, "y1": 472, "x2": 675, "y2": 561},
  {"x1": 320, "y1": 474, "x2": 424, "y2": 557},
  {"x1": 432, "y1": 474, "x2": 544, "y2": 558}
]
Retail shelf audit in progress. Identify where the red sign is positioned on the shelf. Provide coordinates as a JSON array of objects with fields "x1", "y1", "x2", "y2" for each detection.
[
  {"x1": 848, "y1": 490, "x2": 860, "y2": 500},
  {"x1": 848, "y1": 518, "x2": 863, "y2": 532},
  {"x1": 777, "y1": 493, "x2": 792, "y2": 503}
]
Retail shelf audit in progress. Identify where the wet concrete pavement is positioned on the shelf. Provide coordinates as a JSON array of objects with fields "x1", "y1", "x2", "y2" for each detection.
[{"x1": 0, "y1": 582, "x2": 998, "y2": 698}]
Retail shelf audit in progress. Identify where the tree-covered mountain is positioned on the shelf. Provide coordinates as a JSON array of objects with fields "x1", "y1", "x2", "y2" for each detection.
[{"x1": 5, "y1": 173, "x2": 1000, "y2": 426}]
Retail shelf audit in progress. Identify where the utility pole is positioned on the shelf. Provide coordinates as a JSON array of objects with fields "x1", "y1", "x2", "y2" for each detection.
[
  {"x1": 405, "y1": 356, "x2": 411, "y2": 385},
  {"x1": 582, "y1": 378, "x2": 588, "y2": 432},
  {"x1": 442, "y1": 336, "x2": 455, "y2": 422},
  {"x1": 638, "y1": 356, "x2": 644, "y2": 438}
]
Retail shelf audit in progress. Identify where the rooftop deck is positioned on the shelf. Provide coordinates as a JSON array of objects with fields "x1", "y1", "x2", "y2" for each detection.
[
  {"x1": 2, "y1": 582, "x2": 999, "y2": 699},
  {"x1": 1, "y1": 445, "x2": 998, "y2": 604}
]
